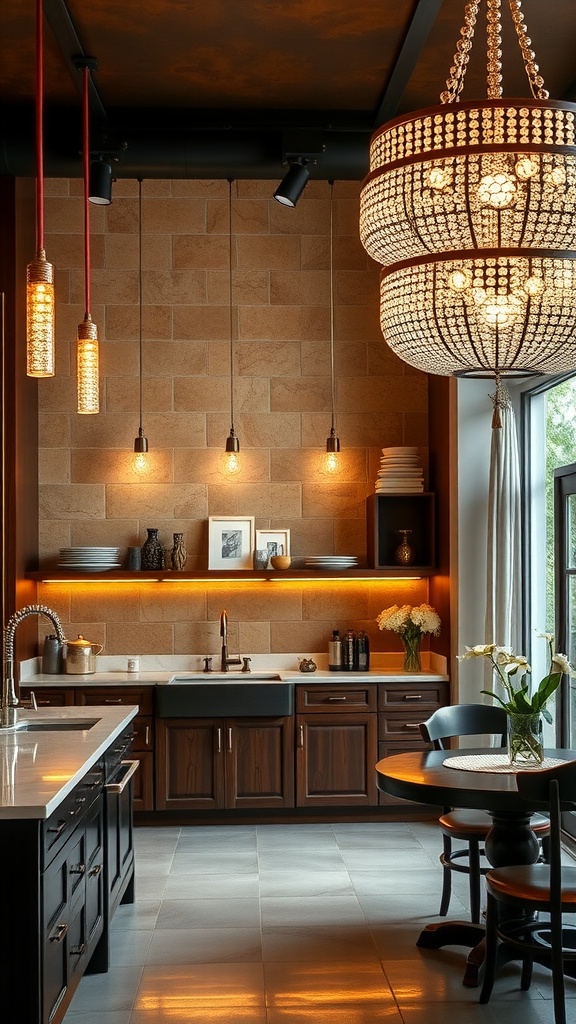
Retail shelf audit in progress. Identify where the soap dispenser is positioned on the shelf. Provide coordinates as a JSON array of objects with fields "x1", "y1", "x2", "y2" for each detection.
[{"x1": 328, "y1": 630, "x2": 342, "y2": 671}]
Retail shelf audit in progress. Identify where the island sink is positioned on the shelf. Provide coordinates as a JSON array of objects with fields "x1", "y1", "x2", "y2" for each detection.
[{"x1": 24, "y1": 717, "x2": 101, "y2": 731}]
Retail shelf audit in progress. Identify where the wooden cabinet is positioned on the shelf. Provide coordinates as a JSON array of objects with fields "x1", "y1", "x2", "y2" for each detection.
[
  {"x1": 377, "y1": 678, "x2": 449, "y2": 805},
  {"x1": 156, "y1": 715, "x2": 294, "y2": 811},
  {"x1": 21, "y1": 685, "x2": 155, "y2": 811},
  {"x1": 295, "y1": 683, "x2": 378, "y2": 806}
]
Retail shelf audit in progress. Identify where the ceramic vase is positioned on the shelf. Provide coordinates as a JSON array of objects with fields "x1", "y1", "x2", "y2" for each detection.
[
  {"x1": 141, "y1": 528, "x2": 164, "y2": 570},
  {"x1": 395, "y1": 529, "x2": 415, "y2": 565},
  {"x1": 507, "y1": 712, "x2": 544, "y2": 766},
  {"x1": 170, "y1": 532, "x2": 187, "y2": 570}
]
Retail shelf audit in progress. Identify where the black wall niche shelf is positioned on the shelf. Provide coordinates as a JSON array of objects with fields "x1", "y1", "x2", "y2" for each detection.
[
  {"x1": 366, "y1": 493, "x2": 435, "y2": 571},
  {"x1": 26, "y1": 568, "x2": 432, "y2": 583}
]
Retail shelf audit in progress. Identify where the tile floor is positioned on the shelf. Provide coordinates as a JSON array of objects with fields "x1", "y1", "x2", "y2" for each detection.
[{"x1": 62, "y1": 820, "x2": 575, "y2": 1024}]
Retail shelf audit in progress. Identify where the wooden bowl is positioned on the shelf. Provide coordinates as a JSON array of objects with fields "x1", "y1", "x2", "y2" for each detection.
[{"x1": 270, "y1": 555, "x2": 291, "y2": 570}]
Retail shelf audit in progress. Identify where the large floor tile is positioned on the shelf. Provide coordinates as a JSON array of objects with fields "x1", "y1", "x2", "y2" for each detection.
[
  {"x1": 68, "y1": 967, "x2": 144, "y2": 1014},
  {"x1": 146, "y1": 926, "x2": 263, "y2": 964},
  {"x1": 169, "y1": 849, "x2": 259, "y2": 874},
  {"x1": 157, "y1": 896, "x2": 261, "y2": 929},
  {"x1": 133, "y1": 963, "x2": 266, "y2": 1009},
  {"x1": 163, "y1": 871, "x2": 260, "y2": 899},
  {"x1": 261, "y1": 923, "x2": 380, "y2": 963},
  {"x1": 263, "y1": 961, "x2": 395, "y2": 1007},
  {"x1": 261, "y1": 894, "x2": 365, "y2": 928},
  {"x1": 64, "y1": 1013, "x2": 131, "y2": 1024},
  {"x1": 266, "y1": 1004, "x2": 404, "y2": 1023},
  {"x1": 257, "y1": 849, "x2": 346, "y2": 873},
  {"x1": 259, "y1": 869, "x2": 355, "y2": 898},
  {"x1": 130, "y1": 1007, "x2": 267, "y2": 1023},
  {"x1": 351, "y1": 867, "x2": 444, "y2": 896}
]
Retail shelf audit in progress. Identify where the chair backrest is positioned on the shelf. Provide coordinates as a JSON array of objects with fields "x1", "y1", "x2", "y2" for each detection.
[
  {"x1": 516, "y1": 759, "x2": 576, "y2": 905},
  {"x1": 419, "y1": 703, "x2": 507, "y2": 749}
]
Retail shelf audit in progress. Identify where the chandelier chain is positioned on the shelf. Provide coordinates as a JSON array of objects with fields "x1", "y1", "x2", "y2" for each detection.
[
  {"x1": 486, "y1": 0, "x2": 503, "y2": 99},
  {"x1": 508, "y1": 0, "x2": 549, "y2": 100},
  {"x1": 441, "y1": 1, "x2": 480, "y2": 105}
]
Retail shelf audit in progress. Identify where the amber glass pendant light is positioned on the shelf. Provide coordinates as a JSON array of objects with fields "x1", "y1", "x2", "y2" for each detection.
[
  {"x1": 324, "y1": 181, "x2": 340, "y2": 472},
  {"x1": 76, "y1": 62, "x2": 99, "y2": 414},
  {"x1": 26, "y1": 0, "x2": 54, "y2": 378},
  {"x1": 224, "y1": 179, "x2": 240, "y2": 473}
]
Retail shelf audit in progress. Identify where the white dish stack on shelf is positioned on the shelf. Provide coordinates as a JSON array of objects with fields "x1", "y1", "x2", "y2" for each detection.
[
  {"x1": 375, "y1": 446, "x2": 424, "y2": 494},
  {"x1": 58, "y1": 546, "x2": 121, "y2": 571},
  {"x1": 304, "y1": 555, "x2": 359, "y2": 570}
]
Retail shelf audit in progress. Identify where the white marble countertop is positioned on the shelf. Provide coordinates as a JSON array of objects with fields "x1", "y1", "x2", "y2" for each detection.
[
  {"x1": 0, "y1": 705, "x2": 138, "y2": 819},
  {"x1": 22, "y1": 668, "x2": 448, "y2": 685}
]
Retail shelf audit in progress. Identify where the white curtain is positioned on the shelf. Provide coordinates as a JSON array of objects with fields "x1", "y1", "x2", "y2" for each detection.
[{"x1": 485, "y1": 380, "x2": 522, "y2": 697}]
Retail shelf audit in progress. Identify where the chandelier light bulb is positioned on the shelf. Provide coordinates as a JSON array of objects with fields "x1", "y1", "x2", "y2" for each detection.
[
  {"x1": 524, "y1": 275, "x2": 545, "y2": 297},
  {"x1": 448, "y1": 268, "x2": 472, "y2": 292},
  {"x1": 546, "y1": 166, "x2": 567, "y2": 186},
  {"x1": 514, "y1": 154, "x2": 539, "y2": 180},
  {"x1": 427, "y1": 165, "x2": 452, "y2": 191},
  {"x1": 477, "y1": 172, "x2": 517, "y2": 209},
  {"x1": 483, "y1": 294, "x2": 522, "y2": 328}
]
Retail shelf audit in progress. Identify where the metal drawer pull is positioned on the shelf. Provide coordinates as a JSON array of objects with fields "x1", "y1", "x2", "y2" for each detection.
[
  {"x1": 404, "y1": 723, "x2": 420, "y2": 730},
  {"x1": 404, "y1": 694, "x2": 423, "y2": 701},
  {"x1": 104, "y1": 698, "x2": 123, "y2": 704},
  {"x1": 328, "y1": 696, "x2": 347, "y2": 702},
  {"x1": 69, "y1": 863, "x2": 86, "y2": 876},
  {"x1": 216, "y1": 727, "x2": 222, "y2": 754},
  {"x1": 145, "y1": 725, "x2": 150, "y2": 746},
  {"x1": 227, "y1": 728, "x2": 233, "y2": 752},
  {"x1": 105, "y1": 759, "x2": 139, "y2": 793},
  {"x1": 299, "y1": 725, "x2": 304, "y2": 747},
  {"x1": 49, "y1": 923, "x2": 68, "y2": 943},
  {"x1": 89, "y1": 863, "x2": 103, "y2": 878},
  {"x1": 47, "y1": 820, "x2": 67, "y2": 836},
  {"x1": 70, "y1": 943, "x2": 85, "y2": 957}
]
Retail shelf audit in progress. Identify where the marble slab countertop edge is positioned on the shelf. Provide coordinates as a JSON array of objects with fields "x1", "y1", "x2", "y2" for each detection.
[
  {"x1": 22, "y1": 668, "x2": 449, "y2": 685},
  {"x1": 0, "y1": 705, "x2": 138, "y2": 820}
]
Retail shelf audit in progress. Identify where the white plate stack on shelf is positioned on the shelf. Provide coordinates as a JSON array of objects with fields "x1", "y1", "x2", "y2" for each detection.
[
  {"x1": 304, "y1": 555, "x2": 359, "y2": 570},
  {"x1": 57, "y1": 546, "x2": 121, "y2": 571},
  {"x1": 375, "y1": 447, "x2": 424, "y2": 494}
]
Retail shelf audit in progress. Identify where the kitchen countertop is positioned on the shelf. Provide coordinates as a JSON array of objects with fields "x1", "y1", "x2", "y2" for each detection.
[
  {"x1": 0, "y1": 705, "x2": 138, "y2": 819},
  {"x1": 22, "y1": 667, "x2": 448, "y2": 686}
]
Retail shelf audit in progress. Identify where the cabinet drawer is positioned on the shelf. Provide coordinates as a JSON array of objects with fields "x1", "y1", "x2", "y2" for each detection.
[
  {"x1": 21, "y1": 686, "x2": 75, "y2": 707},
  {"x1": 296, "y1": 684, "x2": 376, "y2": 713},
  {"x1": 378, "y1": 681, "x2": 448, "y2": 711},
  {"x1": 378, "y1": 711, "x2": 431, "y2": 742},
  {"x1": 76, "y1": 686, "x2": 153, "y2": 714}
]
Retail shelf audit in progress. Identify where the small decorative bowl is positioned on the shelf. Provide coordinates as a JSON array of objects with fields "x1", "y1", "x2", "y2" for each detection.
[{"x1": 270, "y1": 555, "x2": 291, "y2": 570}]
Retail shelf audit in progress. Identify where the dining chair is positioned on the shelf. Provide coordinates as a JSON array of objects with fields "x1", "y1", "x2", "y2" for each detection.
[
  {"x1": 419, "y1": 703, "x2": 550, "y2": 922},
  {"x1": 479, "y1": 758, "x2": 576, "y2": 1024}
]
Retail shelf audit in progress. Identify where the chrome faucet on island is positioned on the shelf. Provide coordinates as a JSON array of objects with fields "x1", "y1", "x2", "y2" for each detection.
[
  {"x1": 219, "y1": 609, "x2": 245, "y2": 672},
  {"x1": 1, "y1": 604, "x2": 66, "y2": 730}
]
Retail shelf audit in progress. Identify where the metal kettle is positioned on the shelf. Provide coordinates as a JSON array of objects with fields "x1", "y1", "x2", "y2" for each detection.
[{"x1": 65, "y1": 634, "x2": 104, "y2": 674}]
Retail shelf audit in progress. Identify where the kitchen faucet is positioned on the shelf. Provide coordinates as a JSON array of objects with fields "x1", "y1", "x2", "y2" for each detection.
[
  {"x1": 219, "y1": 609, "x2": 243, "y2": 672},
  {"x1": 1, "y1": 604, "x2": 66, "y2": 730}
]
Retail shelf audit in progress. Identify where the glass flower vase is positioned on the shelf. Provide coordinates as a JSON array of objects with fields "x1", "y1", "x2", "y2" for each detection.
[
  {"x1": 507, "y1": 712, "x2": 544, "y2": 767},
  {"x1": 401, "y1": 635, "x2": 421, "y2": 673}
]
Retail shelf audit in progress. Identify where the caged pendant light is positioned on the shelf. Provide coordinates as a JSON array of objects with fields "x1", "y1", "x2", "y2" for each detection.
[
  {"x1": 26, "y1": 0, "x2": 55, "y2": 378},
  {"x1": 76, "y1": 61, "x2": 100, "y2": 414},
  {"x1": 325, "y1": 180, "x2": 340, "y2": 472},
  {"x1": 133, "y1": 178, "x2": 149, "y2": 471},
  {"x1": 360, "y1": 0, "x2": 576, "y2": 381},
  {"x1": 224, "y1": 179, "x2": 240, "y2": 474}
]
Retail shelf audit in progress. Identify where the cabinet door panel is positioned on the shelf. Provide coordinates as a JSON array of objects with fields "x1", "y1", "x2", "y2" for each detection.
[
  {"x1": 227, "y1": 717, "x2": 294, "y2": 808},
  {"x1": 296, "y1": 714, "x2": 378, "y2": 806},
  {"x1": 156, "y1": 719, "x2": 224, "y2": 810}
]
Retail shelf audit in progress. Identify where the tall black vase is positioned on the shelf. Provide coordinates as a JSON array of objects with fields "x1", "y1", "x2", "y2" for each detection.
[{"x1": 141, "y1": 528, "x2": 164, "y2": 570}]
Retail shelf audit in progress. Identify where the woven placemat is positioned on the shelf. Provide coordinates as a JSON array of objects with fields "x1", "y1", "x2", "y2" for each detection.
[{"x1": 443, "y1": 753, "x2": 566, "y2": 774}]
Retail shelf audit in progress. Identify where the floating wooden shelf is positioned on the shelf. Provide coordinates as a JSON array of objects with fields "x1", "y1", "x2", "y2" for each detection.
[{"x1": 26, "y1": 567, "x2": 433, "y2": 583}]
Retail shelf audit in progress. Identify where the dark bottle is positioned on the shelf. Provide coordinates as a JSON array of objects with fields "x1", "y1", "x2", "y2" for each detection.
[
  {"x1": 355, "y1": 630, "x2": 370, "y2": 672},
  {"x1": 342, "y1": 629, "x2": 356, "y2": 671},
  {"x1": 328, "y1": 630, "x2": 343, "y2": 671}
]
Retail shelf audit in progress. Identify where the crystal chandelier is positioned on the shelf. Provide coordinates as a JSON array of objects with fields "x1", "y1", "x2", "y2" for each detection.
[{"x1": 359, "y1": 0, "x2": 576, "y2": 378}]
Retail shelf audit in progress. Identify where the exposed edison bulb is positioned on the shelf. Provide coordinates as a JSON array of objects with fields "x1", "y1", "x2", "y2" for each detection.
[
  {"x1": 133, "y1": 451, "x2": 150, "y2": 474},
  {"x1": 514, "y1": 154, "x2": 539, "y2": 180},
  {"x1": 26, "y1": 252, "x2": 55, "y2": 377},
  {"x1": 225, "y1": 450, "x2": 241, "y2": 474},
  {"x1": 427, "y1": 165, "x2": 452, "y2": 191},
  {"x1": 477, "y1": 173, "x2": 517, "y2": 209},
  {"x1": 324, "y1": 450, "x2": 340, "y2": 473},
  {"x1": 447, "y1": 268, "x2": 472, "y2": 292}
]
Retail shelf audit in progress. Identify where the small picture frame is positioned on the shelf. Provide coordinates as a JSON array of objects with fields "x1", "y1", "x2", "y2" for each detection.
[
  {"x1": 208, "y1": 516, "x2": 255, "y2": 570},
  {"x1": 255, "y1": 529, "x2": 291, "y2": 566}
]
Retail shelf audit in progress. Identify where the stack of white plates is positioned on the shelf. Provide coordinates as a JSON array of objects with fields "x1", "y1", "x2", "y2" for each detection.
[
  {"x1": 304, "y1": 555, "x2": 359, "y2": 570},
  {"x1": 375, "y1": 446, "x2": 424, "y2": 494},
  {"x1": 58, "y1": 546, "x2": 121, "y2": 571}
]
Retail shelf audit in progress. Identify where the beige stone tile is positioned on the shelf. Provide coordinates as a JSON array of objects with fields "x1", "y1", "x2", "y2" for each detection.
[
  {"x1": 278, "y1": 518, "x2": 334, "y2": 557},
  {"x1": 270, "y1": 377, "x2": 331, "y2": 413},
  {"x1": 335, "y1": 342, "x2": 369, "y2": 377},
  {"x1": 270, "y1": 270, "x2": 328, "y2": 306},
  {"x1": 300, "y1": 341, "x2": 330, "y2": 376},
  {"x1": 40, "y1": 484, "x2": 106, "y2": 520},
  {"x1": 174, "y1": 620, "x2": 220, "y2": 657},
  {"x1": 36, "y1": 586, "x2": 71, "y2": 624},
  {"x1": 77, "y1": 269, "x2": 137, "y2": 307},
  {"x1": 146, "y1": 412, "x2": 207, "y2": 447},
  {"x1": 227, "y1": 270, "x2": 269, "y2": 306},
  {"x1": 70, "y1": 413, "x2": 142, "y2": 449},
  {"x1": 105, "y1": 233, "x2": 138, "y2": 270},
  {"x1": 302, "y1": 583, "x2": 377, "y2": 622},
  {"x1": 172, "y1": 180, "x2": 227, "y2": 198},
  {"x1": 36, "y1": 374, "x2": 77, "y2": 413},
  {"x1": 233, "y1": 199, "x2": 270, "y2": 234},
  {"x1": 337, "y1": 375, "x2": 427, "y2": 414},
  {"x1": 140, "y1": 587, "x2": 208, "y2": 623},
  {"x1": 238, "y1": 620, "x2": 271, "y2": 654},
  {"x1": 174, "y1": 376, "x2": 269, "y2": 413},
  {"x1": 206, "y1": 587, "x2": 302, "y2": 622},
  {"x1": 142, "y1": 234, "x2": 173, "y2": 270},
  {"x1": 338, "y1": 304, "x2": 382, "y2": 343},
  {"x1": 106, "y1": 483, "x2": 208, "y2": 520},
  {"x1": 44, "y1": 196, "x2": 85, "y2": 233},
  {"x1": 270, "y1": 449, "x2": 321, "y2": 484},
  {"x1": 38, "y1": 412, "x2": 71, "y2": 453},
  {"x1": 271, "y1": 620, "x2": 335, "y2": 654},
  {"x1": 206, "y1": 412, "x2": 301, "y2": 450},
  {"x1": 173, "y1": 305, "x2": 228, "y2": 340},
  {"x1": 106, "y1": 376, "x2": 173, "y2": 413},
  {"x1": 105, "y1": 197, "x2": 138, "y2": 234},
  {"x1": 269, "y1": 188, "x2": 328, "y2": 235},
  {"x1": 173, "y1": 234, "x2": 228, "y2": 269},
  {"x1": 143, "y1": 339, "x2": 207, "y2": 376},
  {"x1": 38, "y1": 523, "x2": 71, "y2": 559},
  {"x1": 333, "y1": 518, "x2": 368, "y2": 560},
  {"x1": 300, "y1": 235, "x2": 327, "y2": 272},
  {"x1": 44, "y1": 179, "x2": 71, "y2": 197},
  {"x1": 366, "y1": 342, "x2": 409, "y2": 376},
  {"x1": 302, "y1": 483, "x2": 367, "y2": 520},
  {"x1": 141, "y1": 269, "x2": 207, "y2": 306},
  {"x1": 71, "y1": 449, "x2": 173, "y2": 485},
  {"x1": 70, "y1": 587, "x2": 140, "y2": 624},
  {"x1": 39, "y1": 449, "x2": 70, "y2": 485},
  {"x1": 144, "y1": 198, "x2": 207, "y2": 234},
  {"x1": 175, "y1": 448, "x2": 270, "y2": 485},
  {"x1": 106, "y1": 622, "x2": 174, "y2": 655},
  {"x1": 112, "y1": 178, "x2": 141, "y2": 197},
  {"x1": 106, "y1": 305, "x2": 173, "y2": 341},
  {"x1": 47, "y1": 232, "x2": 104, "y2": 270},
  {"x1": 237, "y1": 235, "x2": 300, "y2": 270},
  {"x1": 99, "y1": 340, "x2": 139, "y2": 375},
  {"x1": 71, "y1": 520, "x2": 140, "y2": 549},
  {"x1": 334, "y1": 413, "x2": 405, "y2": 449},
  {"x1": 239, "y1": 306, "x2": 326, "y2": 343},
  {"x1": 208, "y1": 481, "x2": 301, "y2": 520},
  {"x1": 235, "y1": 341, "x2": 301, "y2": 378},
  {"x1": 238, "y1": 180, "x2": 277, "y2": 200}
]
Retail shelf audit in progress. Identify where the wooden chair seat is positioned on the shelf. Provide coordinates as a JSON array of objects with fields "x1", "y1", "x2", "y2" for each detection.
[
  {"x1": 485, "y1": 864, "x2": 576, "y2": 905},
  {"x1": 440, "y1": 808, "x2": 550, "y2": 839}
]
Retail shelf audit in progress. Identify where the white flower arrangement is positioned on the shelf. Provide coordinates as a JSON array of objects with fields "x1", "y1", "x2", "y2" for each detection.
[{"x1": 376, "y1": 603, "x2": 441, "y2": 641}]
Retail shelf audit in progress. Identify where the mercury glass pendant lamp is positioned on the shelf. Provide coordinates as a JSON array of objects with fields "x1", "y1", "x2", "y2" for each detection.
[
  {"x1": 26, "y1": 0, "x2": 55, "y2": 378},
  {"x1": 224, "y1": 179, "x2": 240, "y2": 474},
  {"x1": 359, "y1": 0, "x2": 576, "y2": 380},
  {"x1": 77, "y1": 63, "x2": 100, "y2": 414}
]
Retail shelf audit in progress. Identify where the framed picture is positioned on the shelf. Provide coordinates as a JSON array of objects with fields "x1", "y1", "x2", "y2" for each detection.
[
  {"x1": 208, "y1": 516, "x2": 255, "y2": 569},
  {"x1": 255, "y1": 529, "x2": 291, "y2": 566}
]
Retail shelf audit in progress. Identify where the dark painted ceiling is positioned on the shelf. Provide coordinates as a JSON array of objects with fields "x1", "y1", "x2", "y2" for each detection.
[{"x1": 1, "y1": 0, "x2": 575, "y2": 179}]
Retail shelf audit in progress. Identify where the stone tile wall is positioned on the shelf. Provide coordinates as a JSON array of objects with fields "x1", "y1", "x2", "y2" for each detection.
[{"x1": 36, "y1": 178, "x2": 430, "y2": 656}]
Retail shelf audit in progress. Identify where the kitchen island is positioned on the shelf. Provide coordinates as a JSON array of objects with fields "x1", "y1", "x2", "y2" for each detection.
[{"x1": 0, "y1": 705, "x2": 138, "y2": 1024}]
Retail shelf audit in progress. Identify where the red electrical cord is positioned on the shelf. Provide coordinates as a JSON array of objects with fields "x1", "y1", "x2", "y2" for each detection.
[
  {"x1": 82, "y1": 65, "x2": 91, "y2": 315},
  {"x1": 35, "y1": 0, "x2": 44, "y2": 252}
]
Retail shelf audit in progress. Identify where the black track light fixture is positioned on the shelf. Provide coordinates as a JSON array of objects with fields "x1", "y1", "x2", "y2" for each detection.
[
  {"x1": 273, "y1": 158, "x2": 310, "y2": 207},
  {"x1": 89, "y1": 156, "x2": 113, "y2": 205}
]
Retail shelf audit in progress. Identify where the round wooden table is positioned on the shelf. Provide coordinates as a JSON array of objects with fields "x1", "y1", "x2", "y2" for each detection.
[{"x1": 375, "y1": 746, "x2": 576, "y2": 986}]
